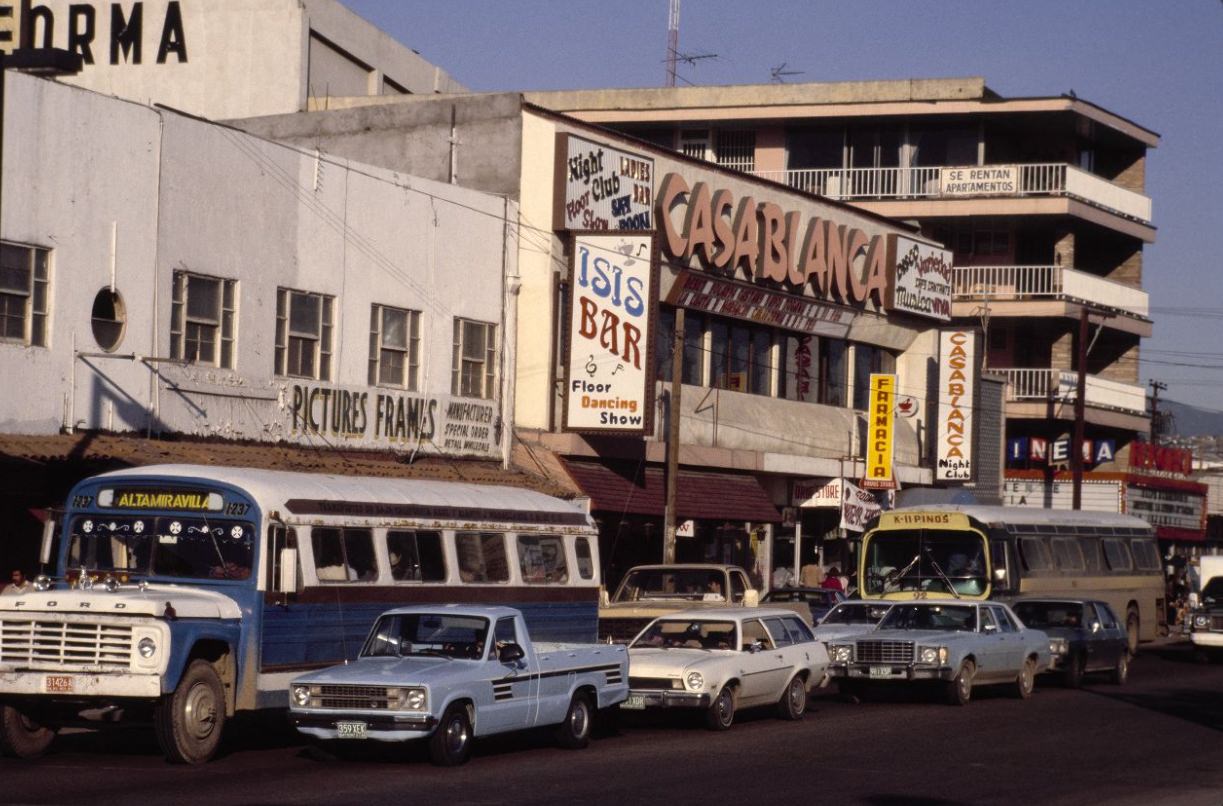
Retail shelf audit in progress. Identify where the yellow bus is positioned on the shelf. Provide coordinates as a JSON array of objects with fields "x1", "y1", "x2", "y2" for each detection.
[{"x1": 855, "y1": 506, "x2": 1165, "y2": 654}]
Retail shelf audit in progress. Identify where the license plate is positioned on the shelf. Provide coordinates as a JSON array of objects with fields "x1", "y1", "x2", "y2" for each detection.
[
  {"x1": 868, "y1": 666, "x2": 892, "y2": 679},
  {"x1": 44, "y1": 675, "x2": 74, "y2": 693},
  {"x1": 335, "y1": 721, "x2": 367, "y2": 739},
  {"x1": 621, "y1": 694, "x2": 646, "y2": 710}
]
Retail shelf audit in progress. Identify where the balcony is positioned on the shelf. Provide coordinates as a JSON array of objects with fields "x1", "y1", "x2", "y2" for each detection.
[
  {"x1": 953, "y1": 265, "x2": 1149, "y2": 321},
  {"x1": 753, "y1": 163, "x2": 1152, "y2": 224},
  {"x1": 998, "y1": 368, "x2": 1147, "y2": 417}
]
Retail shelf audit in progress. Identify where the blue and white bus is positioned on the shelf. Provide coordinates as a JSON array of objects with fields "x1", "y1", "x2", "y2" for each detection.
[{"x1": 0, "y1": 464, "x2": 600, "y2": 764}]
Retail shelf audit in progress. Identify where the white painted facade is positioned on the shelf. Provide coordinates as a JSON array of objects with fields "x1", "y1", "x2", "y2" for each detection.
[
  {"x1": 4, "y1": 0, "x2": 465, "y2": 121},
  {"x1": 1, "y1": 72, "x2": 514, "y2": 460}
]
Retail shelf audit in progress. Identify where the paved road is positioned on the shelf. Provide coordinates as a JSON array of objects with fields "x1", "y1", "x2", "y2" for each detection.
[{"x1": 2, "y1": 640, "x2": 1221, "y2": 806}]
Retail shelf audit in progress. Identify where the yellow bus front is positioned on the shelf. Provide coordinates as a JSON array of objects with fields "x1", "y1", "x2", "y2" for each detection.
[{"x1": 859, "y1": 511, "x2": 992, "y2": 601}]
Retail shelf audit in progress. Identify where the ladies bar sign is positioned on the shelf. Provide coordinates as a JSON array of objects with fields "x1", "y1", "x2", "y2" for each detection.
[{"x1": 563, "y1": 232, "x2": 656, "y2": 434}]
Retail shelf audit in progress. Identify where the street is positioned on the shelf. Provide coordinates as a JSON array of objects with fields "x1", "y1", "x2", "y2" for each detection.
[{"x1": 1, "y1": 640, "x2": 1220, "y2": 806}]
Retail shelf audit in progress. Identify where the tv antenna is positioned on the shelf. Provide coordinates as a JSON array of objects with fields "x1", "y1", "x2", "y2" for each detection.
[
  {"x1": 770, "y1": 62, "x2": 804, "y2": 83},
  {"x1": 664, "y1": 0, "x2": 716, "y2": 87}
]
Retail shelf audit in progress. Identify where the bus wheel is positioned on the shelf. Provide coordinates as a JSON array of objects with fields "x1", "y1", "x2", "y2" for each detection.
[
  {"x1": 0, "y1": 705, "x2": 56, "y2": 758},
  {"x1": 154, "y1": 659, "x2": 226, "y2": 765},
  {"x1": 1125, "y1": 607, "x2": 1140, "y2": 656},
  {"x1": 946, "y1": 660, "x2": 974, "y2": 706}
]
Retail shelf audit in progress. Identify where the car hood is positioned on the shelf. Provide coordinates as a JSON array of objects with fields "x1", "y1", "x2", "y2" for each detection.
[
  {"x1": 626, "y1": 647, "x2": 737, "y2": 677},
  {"x1": 293, "y1": 657, "x2": 478, "y2": 687},
  {"x1": 814, "y1": 624, "x2": 879, "y2": 642},
  {"x1": 0, "y1": 583, "x2": 241, "y2": 619},
  {"x1": 862, "y1": 628, "x2": 981, "y2": 644}
]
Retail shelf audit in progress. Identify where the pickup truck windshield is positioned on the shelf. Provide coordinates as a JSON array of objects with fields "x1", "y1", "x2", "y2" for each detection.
[
  {"x1": 631, "y1": 619, "x2": 737, "y2": 650},
  {"x1": 615, "y1": 569, "x2": 728, "y2": 602},
  {"x1": 363, "y1": 613, "x2": 491, "y2": 660},
  {"x1": 879, "y1": 604, "x2": 977, "y2": 632},
  {"x1": 66, "y1": 515, "x2": 254, "y2": 580}
]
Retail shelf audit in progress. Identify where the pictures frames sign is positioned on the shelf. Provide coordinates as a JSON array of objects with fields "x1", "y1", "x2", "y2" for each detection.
[{"x1": 563, "y1": 232, "x2": 657, "y2": 434}]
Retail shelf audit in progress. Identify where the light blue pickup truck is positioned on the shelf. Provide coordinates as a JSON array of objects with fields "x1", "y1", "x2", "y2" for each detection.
[{"x1": 289, "y1": 604, "x2": 628, "y2": 765}]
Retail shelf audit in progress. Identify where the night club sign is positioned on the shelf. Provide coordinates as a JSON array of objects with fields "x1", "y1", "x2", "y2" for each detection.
[{"x1": 555, "y1": 133, "x2": 654, "y2": 231}]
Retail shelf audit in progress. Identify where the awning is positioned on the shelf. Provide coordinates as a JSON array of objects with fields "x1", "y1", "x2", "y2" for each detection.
[{"x1": 562, "y1": 459, "x2": 782, "y2": 523}]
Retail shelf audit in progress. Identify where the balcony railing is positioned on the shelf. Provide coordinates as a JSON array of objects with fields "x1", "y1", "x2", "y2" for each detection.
[
  {"x1": 997, "y1": 368, "x2": 1147, "y2": 416},
  {"x1": 953, "y1": 265, "x2": 1149, "y2": 319},
  {"x1": 753, "y1": 163, "x2": 1152, "y2": 224}
]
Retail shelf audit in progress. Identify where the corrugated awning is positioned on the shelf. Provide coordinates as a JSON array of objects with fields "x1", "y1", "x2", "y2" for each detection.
[{"x1": 562, "y1": 459, "x2": 782, "y2": 523}]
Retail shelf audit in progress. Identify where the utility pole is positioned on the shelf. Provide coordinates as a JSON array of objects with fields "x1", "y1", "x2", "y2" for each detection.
[
  {"x1": 1149, "y1": 379, "x2": 1167, "y2": 445},
  {"x1": 663, "y1": 308, "x2": 685, "y2": 563},
  {"x1": 1071, "y1": 308, "x2": 1089, "y2": 510},
  {"x1": 665, "y1": 0, "x2": 679, "y2": 87}
]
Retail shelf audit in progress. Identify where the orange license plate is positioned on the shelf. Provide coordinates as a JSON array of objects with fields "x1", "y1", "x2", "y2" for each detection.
[{"x1": 44, "y1": 675, "x2": 75, "y2": 693}]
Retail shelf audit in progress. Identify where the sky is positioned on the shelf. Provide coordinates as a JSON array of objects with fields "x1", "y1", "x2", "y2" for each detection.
[{"x1": 343, "y1": 0, "x2": 1223, "y2": 412}]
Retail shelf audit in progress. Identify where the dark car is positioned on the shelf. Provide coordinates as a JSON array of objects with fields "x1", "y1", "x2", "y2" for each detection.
[
  {"x1": 1012, "y1": 599, "x2": 1129, "y2": 687},
  {"x1": 763, "y1": 587, "x2": 846, "y2": 623}
]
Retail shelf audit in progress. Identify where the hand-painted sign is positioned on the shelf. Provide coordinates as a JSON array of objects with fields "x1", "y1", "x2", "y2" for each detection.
[
  {"x1": 665, "y1": 271, "x2": 856, "y2": 338},
  {"x1": 885, "y1": 235, "x2": 952, "y2": 321},
  {"x1": 555, "y1": 134, "x2": 654, "y2": 231},
  {"x1": 9, "y1": 1, "x2": 189, "y2": 63},
  {"x1": 863, "y1": 373, "x2": 896, "y2": 489},
  {"x1": 937, "y1": 330, "x2": 977, "y2": 481},
  {"x1": 940, "y1": 165, "x2": 1018, "y2": 196},
  {"x1": 564, "y1": 232, "x2": 655, "y2": 434}
]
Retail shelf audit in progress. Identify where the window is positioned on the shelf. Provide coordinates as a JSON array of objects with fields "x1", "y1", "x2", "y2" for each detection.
[
  {"x1": 0, "y1": 242, "x2": 49, "y2": 346},
  {"x1": 992, "y1": 606, "x2": 1018, "y2": 633},
  {"x1": 575, "y1": 537, "x2": 595, "y2": 580},
  {"x1": 764, "y1": 617, "x2": 795, "y2": 647},
  {"x1": 730, "y1": 571, "x2": 749, "y2": 603},
  {"x1": 90, "y1": 289, "x2": 126, "y2": 352},
  {"x1": 1101, "y1": 538, "x2": 1133, "y2": 572},
  {"x1": 456, "y1": 532, "x2": 509, "y2": 582},
  {"x1": 452, "y1": 318, "x2": 497, "y2": 399},
  {"x1": 268, "y1": 525, "x2": 299, "y2": 593},
  {"x1": 714, "y1": 129, "x2": 756, "y2": 172},
  {"x1": 386, "y1": 530, "x2": 445, "y2": 582},
  {"x1": 494, "y1": 616, "x2": 518, "y2": 647},
  {"x1": 171, "y1": 271, "x2": 235, "y2": 368},
  {"x1": 1130, "y1": 539, "x2": 1161, "y2": 571},
  {"x1": 852, "y1": 344, "x2": 896, "y2": 410},
  {"x1": 516, "y1": 535, "x2": 569, "y2": 584},
  {"x1": 312, "y1": 527, "x2": 376, "y2": 582},
  {"x1": 1050, "y1": 538, "x2": 1085, "y2": 571},
  {"x1": 1092, "y1": 602, "x2": 1119, "y2": 630},
  {"x1": 979, "y1": 607, "x2": 998, "y2": 632},
  {"x1": 276, "y1": 288, "x2": 333, "y2": 380},
  {"x1": 1018, "y1": 537, "x2": 1052, "y2": 571},
  {"x1": 369, "y1": 304, "x2": 420, "y2": 389}
]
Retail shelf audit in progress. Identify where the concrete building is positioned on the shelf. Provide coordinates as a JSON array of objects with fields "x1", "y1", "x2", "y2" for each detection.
[
  {"x1": 233, "y1": 93, "x2": 990, "y2": 587},
  {"x1": 522, "y1": 78, "x2": 1206, "y2": 548},
  {"x1": 0, "y1": 0, "x2": 464, "y2": 120},
  {"x1": 0, "y1": 72, "x2": 527, "y2": 575}
]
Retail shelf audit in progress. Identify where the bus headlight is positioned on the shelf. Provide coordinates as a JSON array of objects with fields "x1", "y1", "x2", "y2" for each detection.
[
  {"x1": 686, "y1": 672, "x2": 704, "y2": 691},
  {"x1": 292, "y1": 685, "x2": 313, "y2": 707},
  {"x1": 918, "y1": 646, "x2": 947, "y2": 665},
  {"x1": 137, "y1": 637, "x2": 157, "y2": 659},
  {"x1": 830, "y1": 645, "x2": 853, "y2": 663},
  {"x1": 1194, "y1": 614, "x2": 1210, "y2": 629}
]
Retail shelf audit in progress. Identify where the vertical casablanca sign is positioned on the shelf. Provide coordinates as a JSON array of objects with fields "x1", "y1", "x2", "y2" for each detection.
[
  {"x1": 863, "y1": 373, "x2": 896, "y2": 489},
  {"x1": 563, "y1": 233, "x2": 656, "y2": 434},
  {"x1": 937, "y1": 330, "x2": 978, "y2": 481}
]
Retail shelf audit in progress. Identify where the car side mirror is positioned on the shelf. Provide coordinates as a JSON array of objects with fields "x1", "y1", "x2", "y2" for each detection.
[
  {"x1": 499, "y1": 643, "x2": 525, "y2": 663},
  {"x1": 983, "y1": 623, "x2": 997, "y2": 634},
  {"x1": 599, "y1": 588, "x2": 610, "y2": 607},
  {"x1": 993, "y1": 568, "x2": 1006, "y2": 582},
  {"x1": 1089, "y1": 621, "x2": 1101, "y2": 634},
  {"x1": 279, "y1": 548, "x2": 298, "y2": 595}
]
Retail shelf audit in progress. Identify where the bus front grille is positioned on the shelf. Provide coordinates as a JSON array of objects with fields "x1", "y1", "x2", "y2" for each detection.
[
  {"x1": 855, "y1": 640, "x2": 914, "y2": 664},
  {"x1": 0, "y1": 618, "x2": 133, "y2": 670}
]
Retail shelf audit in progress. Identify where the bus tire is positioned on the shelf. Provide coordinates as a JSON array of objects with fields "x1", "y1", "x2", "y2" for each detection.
[
  {"x1": 1125, "y1": 606, "x2": 1140, "y2": 656},
  {"x1": 154, "y1": 659, "x2": 226, "y2": 765},
  {"x1": 1015, "y1": 657, "x2": 1036, "y2": 699},
  {"x1": 429, "y1": 703, "x2": 473, "y2": 766},
  {"x1": 0, "y1": 705, "x2": 56, "y2": 758},
  {"x1": 946, "y1": 660, "x2": 974, "y2": 706},
  {"x1": 554, "y1": 692, "x2": 593, "y2": 749}
]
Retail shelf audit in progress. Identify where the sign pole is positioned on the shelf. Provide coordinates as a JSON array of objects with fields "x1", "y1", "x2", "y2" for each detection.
[
  {"x1": 663, "y1": 307, "x2": 684, "y2": 564},
  {"x1": 1072, "y1": 308, "x2": 1088, "y2": 510}
]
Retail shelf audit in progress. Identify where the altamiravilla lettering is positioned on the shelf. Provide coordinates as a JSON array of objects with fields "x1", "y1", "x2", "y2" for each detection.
[
  {"x1": 20, "y1": 0, "x2": 189, "y2": 64},
  {"x1": 657, "y1": 172, "x2": 888, "y2": 307},
  {"x1": 115, "y1": 491, "x2": 209, "y2": 510}
]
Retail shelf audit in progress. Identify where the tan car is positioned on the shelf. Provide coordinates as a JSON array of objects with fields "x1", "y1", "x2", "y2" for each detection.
[{"x1": 599, "y1": 564, "x2": 763, "y2": 643}]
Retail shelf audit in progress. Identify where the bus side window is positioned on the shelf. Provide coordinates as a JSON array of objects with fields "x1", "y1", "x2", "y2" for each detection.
[
  {"x1": 387, "y1": 530, "x2": 445, "y2": 582},
  {"x1": 516, "y1": 534, "x2": 568, "y2": 584},
  {"x1": 1018, "y1": 537, "x2": 1052, "y2": 573},
  {"x1": 1101, "y1": 539, "x2": 1133, "y2": 573},
  {"x1": 575, "y1": 537, "x2": 595, "y2": 580},
  {"x1": 314, "y1": 527, "x2": 377, "y2": 582},
  {"x1": 456, "y1": 532, "x2": 509, "y2": 583}
]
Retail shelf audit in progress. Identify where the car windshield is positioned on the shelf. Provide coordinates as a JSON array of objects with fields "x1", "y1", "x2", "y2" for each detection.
[
  {"x1": 878, "y1": 604, "x2": 977, "y2": 632},
  {"x1": 862, "y1": 529, "x2": 987, "y2": 597},
  {"x1": 1201, "y1": 577, "x2": 1223, "y2": 606},
  {"x1": 363, "y1": 613, "x2": 490, "y2": 660},
  {"x1": 66, "y1": 515, "x2": 254, "y2": 580},
  {"x1": 614, "y1": 569, "x2": 727, "y2": 602},
  {"x1": 630, "y1": 619, "x2": 737, "y2": 650},
  {"x1": 1013, "y1": 601, "x2": 1085, "y2": 628},
  {"x1": 822, "y1": 603, "x2": 890, "y2": 625}
]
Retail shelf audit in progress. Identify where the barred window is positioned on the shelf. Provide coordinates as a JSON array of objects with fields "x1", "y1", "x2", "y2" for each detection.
[
  {"x1": 452, "y1": 318, "x2": 497, "y2": 399},
  {"x1": 369, "y1": 304, "x2": 420, "y2": 389},
  {"x1": 171, "y1": 271, "x2": 236, "y2": 368},
  {"x1": 0, "y1": 242, "x2": 50, "y2": 347},
  {"x1": 276, "y1": 288, "x2": 333, "y2": 380}
]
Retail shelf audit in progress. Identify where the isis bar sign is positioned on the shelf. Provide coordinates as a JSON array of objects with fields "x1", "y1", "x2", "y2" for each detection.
[
  {"x1": 563, "y1": 232, "x2": 656, "y2": 434},
  {"x1": 862, "y1": 373, "x2": 896, "y2": 490}
]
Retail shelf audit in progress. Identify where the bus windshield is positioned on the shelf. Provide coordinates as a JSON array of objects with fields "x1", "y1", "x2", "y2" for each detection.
[
  {"x1": 67, "y1": 515, "x2": 254, "y2": 580},
  {"x1": 862, "y1": 529, "x2": 987, "y2": 597}
]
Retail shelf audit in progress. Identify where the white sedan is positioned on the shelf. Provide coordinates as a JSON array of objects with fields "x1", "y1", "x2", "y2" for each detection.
[{"x1": 622, "y1": 607, "x2": 830, "y2": 729}]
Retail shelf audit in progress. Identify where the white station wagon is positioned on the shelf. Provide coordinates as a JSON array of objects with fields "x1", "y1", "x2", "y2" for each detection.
[{"x1": 622, "y1": 607, "x2": 830, "y2": 729}]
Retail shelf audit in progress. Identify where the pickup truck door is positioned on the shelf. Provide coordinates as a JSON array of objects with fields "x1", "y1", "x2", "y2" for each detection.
[{"x1": 483, "y1": 617, "x2": 536, "y2": 735}]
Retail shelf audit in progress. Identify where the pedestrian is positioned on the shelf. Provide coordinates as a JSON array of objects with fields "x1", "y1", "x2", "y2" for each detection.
[
  {"x1": 821, "y1": 567, "x2": 844, "y2": 592},
  {"x1": 772, "y1": 564, "x2": 794, "y2": 589},
  {"x1": 2, "y1": 569, "x2": 30, "y2": 595}
]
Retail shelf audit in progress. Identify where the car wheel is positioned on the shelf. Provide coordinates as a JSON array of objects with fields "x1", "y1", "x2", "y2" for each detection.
[
  {"x1": 704, "y1": 685, "x2": 735, "y2": 730},
  {"x1": 429, "y1": 703, "x2": 473, "y2": 766},
  {"x1": 554, "y1": 692, "x2": 593, "y2": 750},
  {"x1": 777, "y1": 674, "x2": 807, "y2": 721},
  {"x1": 1109, "y1": 652, "x2": 1129, "y2": 686},
  {"x1": 1061, "y1": 652, "x2": 1085, "y2": 689},
  {"x1": 946, "y1": 660, "x2": 974, "y2": 706},
  {"x1": 1125, "y1": 607, "x2": 1140, "y2": 656},
  {"x1": 1016, "y1": 657, "x2": 1036, "y2": 699},
  {"x1": 153, "y1": 659, "x2": 226, "y2": 765},
  {"x1": 0, "y1": 705, "x2": 56, "y2": 759}
]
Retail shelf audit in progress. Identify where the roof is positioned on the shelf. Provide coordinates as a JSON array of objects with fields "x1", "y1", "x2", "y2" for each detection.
[
  {"x1": 562, "y1": 459, "x2": 782, "y2": 522},
  {"x1": 652, "y1": 607, "x2": 805, "y2": 622},
  {"x1": 888, "y1": 504, "x2": 1152, "y2": 530},
  {"x1": 378, "y1": 604, "x2": 522, "y2": 619}
]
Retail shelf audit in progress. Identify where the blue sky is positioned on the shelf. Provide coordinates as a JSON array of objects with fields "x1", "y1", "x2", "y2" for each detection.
[{"x1": 343, "y1": 0, "x2": 1223, "y2": 412}]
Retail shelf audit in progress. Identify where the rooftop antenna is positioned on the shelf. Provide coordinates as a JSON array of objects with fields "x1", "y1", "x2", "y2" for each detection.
[
  {"x1": 770, "y1": 62, "x2": 804, "y2": 83},
  {"x1": 664, "y1": 0, "x2": 716, "y2": 87}
]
